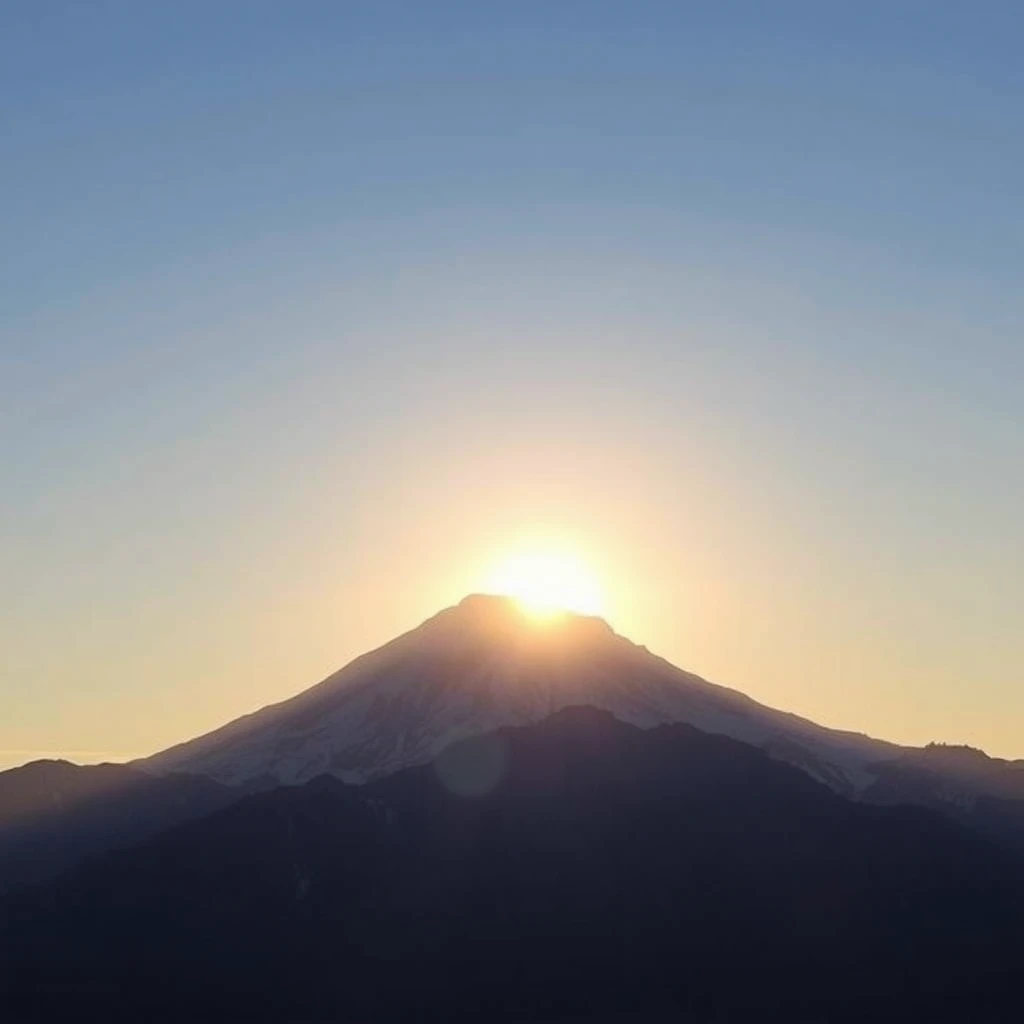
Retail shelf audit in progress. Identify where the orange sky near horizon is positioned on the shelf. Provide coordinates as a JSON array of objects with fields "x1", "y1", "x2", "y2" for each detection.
[{"x1": 4, "y1": 485, "x2": 1022, "y2": 771}]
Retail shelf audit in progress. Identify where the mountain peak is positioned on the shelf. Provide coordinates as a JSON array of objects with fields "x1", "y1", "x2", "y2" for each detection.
[
  {"x1": 457, "y1": 592, "x2": 522, "y2": 612},
  {"x1": 439, "y1": 592, "x2": 615, "y2": 638}
]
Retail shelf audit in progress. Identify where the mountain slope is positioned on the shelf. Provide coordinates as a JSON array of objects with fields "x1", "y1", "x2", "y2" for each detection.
[
  {"x1": 143, "y1": 594, "x2": 899, "y2": 795},
  {"x1": 0, "y1": 759, "x2": 239, "y2": 894},
  {"x1": 6, "y1": 708, "x2": 1022, "y2": 1023},
  {"x1": 865, "y1": 743, "x2": 1024, "y2": 851}
]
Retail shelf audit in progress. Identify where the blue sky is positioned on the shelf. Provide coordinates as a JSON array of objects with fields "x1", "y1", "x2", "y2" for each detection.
[{"x1": 2, "y1": 1, "x2": 1022, "y2": 764}]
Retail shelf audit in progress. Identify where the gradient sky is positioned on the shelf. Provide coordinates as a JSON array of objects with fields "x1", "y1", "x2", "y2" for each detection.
[{"x1": 3, "y1": 1, "x2": 1022, "y2": 769}]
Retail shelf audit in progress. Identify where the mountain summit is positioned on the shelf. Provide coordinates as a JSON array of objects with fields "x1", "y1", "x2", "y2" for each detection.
[{"x1": 144, "y1": 594, "x2": 896, "y2": 792}]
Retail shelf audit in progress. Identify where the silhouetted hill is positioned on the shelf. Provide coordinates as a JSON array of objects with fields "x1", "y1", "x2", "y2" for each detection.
[
  {"x1": 0, "y1": 759, "x2": 239, "y2": 894},
  {"x1": 3, "y1": 707, "x2": 1021, "y2": 1022}
]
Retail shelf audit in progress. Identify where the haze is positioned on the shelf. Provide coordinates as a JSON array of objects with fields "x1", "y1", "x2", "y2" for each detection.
[{"x1": 2, "y1": 2, "x2": 1022, "y2": 768}]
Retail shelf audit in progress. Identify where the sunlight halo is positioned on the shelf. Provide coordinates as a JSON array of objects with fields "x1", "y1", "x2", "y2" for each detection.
[{"x1": 482, "y1": 548, "x2": 606, "y2": 620}]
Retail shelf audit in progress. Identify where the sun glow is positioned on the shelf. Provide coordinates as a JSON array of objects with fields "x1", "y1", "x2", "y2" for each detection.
[{"x1": 484, "y1": 548, "x2": 606, "y2": 620}]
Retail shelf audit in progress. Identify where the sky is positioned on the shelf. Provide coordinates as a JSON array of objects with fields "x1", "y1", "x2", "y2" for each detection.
[{"x1": 2, "y1": 1, "x2": 1022, "y2": 769}]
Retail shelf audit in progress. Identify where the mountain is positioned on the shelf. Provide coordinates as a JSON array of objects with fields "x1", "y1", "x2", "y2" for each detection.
[
  {"x1": 4, "y1": 708, "x2": 1022, "y2": 1023},
  {"x1": 864, "y1": 743, "x2": 1024, "y2": 850},
  {"x1": 6, "y1": 596, "x2": 1020, "y2": 901},
  {"x1": 0, "y1": 759, "x2": 238, "y2": 894},
  {"x1": 144, "y1": 594, "x2": 902, "y2": 796},
  {"x1": 142, "y1": 594, "x2": 1024, "y2": 838}
]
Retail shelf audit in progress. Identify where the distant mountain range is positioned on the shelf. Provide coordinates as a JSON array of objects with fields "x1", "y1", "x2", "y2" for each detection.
[
  {"x1": 2, "y1": 595, "x2": 1023, "y2": 1021},
  {"x1": 3, "y1": 707, "x2": 1022, "y2": 1021}
]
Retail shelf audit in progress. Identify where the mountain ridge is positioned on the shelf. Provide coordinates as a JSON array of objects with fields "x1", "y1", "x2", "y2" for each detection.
[
  {"x1": 0, "y1": 759, "x2": 237, "y2": 894},
  {"x1": 6, "y1": 706, "x2": 1022, "y2": 1023}
]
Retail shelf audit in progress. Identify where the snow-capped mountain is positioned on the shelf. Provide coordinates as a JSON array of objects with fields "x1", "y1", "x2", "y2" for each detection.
[{"x1": 143, "y1": 594, "x2": 902, "y2": 794}]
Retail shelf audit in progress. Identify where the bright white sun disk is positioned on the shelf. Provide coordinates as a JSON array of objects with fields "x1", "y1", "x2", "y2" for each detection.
[{"x1": 484, "y1": 550, "x2": 605, "y2": 619}]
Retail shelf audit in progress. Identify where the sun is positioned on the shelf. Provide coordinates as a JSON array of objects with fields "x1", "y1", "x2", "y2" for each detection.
[{"x1": 483, "y1": 548, "x2": 606, "y2": 620}]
